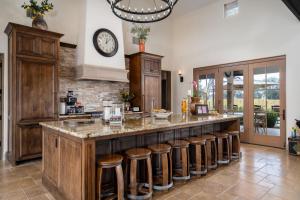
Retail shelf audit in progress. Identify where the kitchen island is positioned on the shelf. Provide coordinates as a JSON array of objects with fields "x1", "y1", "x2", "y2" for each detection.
[{"x1": 40, "y1": 114, "x2": 241, "y2": 200}]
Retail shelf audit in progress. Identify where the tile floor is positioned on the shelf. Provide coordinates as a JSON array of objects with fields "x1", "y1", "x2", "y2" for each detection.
[{"x1": 1, "y1": 144, "x2": 300, "y2": 200}]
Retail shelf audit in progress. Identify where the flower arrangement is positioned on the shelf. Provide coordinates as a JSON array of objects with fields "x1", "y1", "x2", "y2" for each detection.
[
  {"x1": 22, "y1": 0, "x2": 54, "y2": 18},
  {"x1": 192, "y1": 81, "x2": 199, "y2": 97},
  {"x1": 120, "y1": 89, "x2": 135, "y2": 103},
  {"x1": 131, "y1": 23, "x2": 151, "y2": 41},
  {"x1": 131, "y1": 23, "x2": 150, "y2": 52}
]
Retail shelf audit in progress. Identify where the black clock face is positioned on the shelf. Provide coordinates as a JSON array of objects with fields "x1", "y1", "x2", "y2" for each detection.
[{"x1": 93, "y1": 29, "x2": 118, "y2": 57}]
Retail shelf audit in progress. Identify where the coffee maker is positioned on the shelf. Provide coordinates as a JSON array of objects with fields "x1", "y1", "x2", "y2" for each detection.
[{"x1": 66, "y1": 91, "x2": 77, "y2": 114}]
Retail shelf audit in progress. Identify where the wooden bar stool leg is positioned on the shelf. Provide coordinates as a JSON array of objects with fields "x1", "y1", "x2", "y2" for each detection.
[
  {"x1": 217, "y1": 138, "x2": 223, "y2": 162},
  {"x1": 161, "y1": 153, "x2": 169, "y2": 186},
  {"x1": 130, "y1": 159, "x2": 138, "y2": 196},
  {"x1": 168, "y1": 151, "x2": 173, "y2": 183},
  {"x1": 195, "y1": 144, "x2": 201, "y2": 172},
  {"x1": 146, "y1": 157, "x2": 153, "y2": 194},
  {"x1": 98, "y1": 167, "x2": 103, "y2": 200},
  {"x1": 229, "y1": 135, "x2": 233, "y2": 160},
  {"x1": 203, "y1": 144, "x2": 208, "y2": 174},
  {"x1": 213, "y1": 141, "x2": 218, "y2": 169},
  {"x1": 206, "y1": 141, "x2": 212, "y2": 167},
  {"x1": 181, "y1": 147, "x2": 188, "y2": 177},
  {"x1": 115, "y1": 165, "x2": 124, "y2": 200}
]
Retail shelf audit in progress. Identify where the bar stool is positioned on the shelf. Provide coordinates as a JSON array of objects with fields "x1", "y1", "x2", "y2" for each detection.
[
  {"x1": 199, "y1": 135, "x2": 217, "y2": 170},
  {"x1": 125, "y1": 148, "x2": 153, "y2": 200},
  {"x1": 187, "y1": 137, "x2": 208, "y2": 176},
  {"x1": 227, "y1": 131, "x2": 241, "y2": 160},
  {"x1": 97, "y1": 154, "x2": 124, "y2": 200},
  {"x1": 168, "y1": 140, "x2": 190, "y2": 181},
  {"x1": 148, "y1": 144, "x2": 173, "y2": 190},
  {"x1": 214, "y1": 133, "x2": 230, "y2": 165}
]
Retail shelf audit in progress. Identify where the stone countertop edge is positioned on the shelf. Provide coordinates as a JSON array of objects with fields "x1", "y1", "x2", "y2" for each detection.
[{"x1": 40, "y1": 114, "x2": 242, "y2": 139}]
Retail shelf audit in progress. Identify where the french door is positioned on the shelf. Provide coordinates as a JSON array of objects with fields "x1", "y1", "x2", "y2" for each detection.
[
  {"x1": 194, "y1": 56, "x2": 286, "y2": 148},
  {"x1": 218, "y1": 65, "x2": 250, "y2": 142},
  {"x1": 249, "y1": 59, "x2": 286, "y2": 148}
]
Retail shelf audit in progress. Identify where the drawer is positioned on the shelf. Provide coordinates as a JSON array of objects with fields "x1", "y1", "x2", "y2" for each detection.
[
  {"x1": 17, "y1": 124, "x2": 42, "y2": 161},
  {"x1": 16, "y1": 33, "x2": 56, "y2": 58}
]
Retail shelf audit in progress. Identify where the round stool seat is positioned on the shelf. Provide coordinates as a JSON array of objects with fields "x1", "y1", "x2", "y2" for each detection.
[
  {"x1": 98, "y1": 154, "x2": 123, "y2": 167},
  {"x1": 188, "y1": 137, "x2": 206, "y2": 145},
  {"x1": 200, "y1": 135, "x2": 216, "y2": 141},
  {"x1": 168, "y1": 140, "x2": 189, "y2": 148},
  {"x1": 215, "y1": 133, "x2": 229, "y2": 139},
  {"x1": 227, "y1": 131, "x2": 239, "y2": 136},
  {"x1": 148, "y1": 144, "x2": 171, "y2": 153},
  {"x1": 126, "y1": 148, "x2": 151, "y2": 159}
]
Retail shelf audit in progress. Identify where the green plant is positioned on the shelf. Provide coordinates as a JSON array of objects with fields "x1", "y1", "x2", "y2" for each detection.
[
  {"x1": 267, "y1": 111, "x2": 279, "y2": 128},
  {"x1": 130, "y1": 23, "x2": 150, "y2": 41},
  {"x1": 120, "y1": 89, "x2": 135, "y2": 102},
  {"x1": 22, "y1": 0, "x2": 54, "y2": 18}
]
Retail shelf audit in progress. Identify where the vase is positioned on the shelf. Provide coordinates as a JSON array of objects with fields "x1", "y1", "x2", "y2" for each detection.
[
  {"x1": 190, "y1": 97, "x2": 201, "y2": 115},
  {"x1": 124, "y1": 102, "x2": 131, "y2": 112},
  {"x1": 32, "y1": 15, "x2": 48, "y2": 30},
  {"x1": 139, "y1": 39, "x2": 145, "y2": 52}
]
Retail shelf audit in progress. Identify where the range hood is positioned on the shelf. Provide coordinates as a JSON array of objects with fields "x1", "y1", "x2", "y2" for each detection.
[
  {"x1": 76, "y1": 64, "x2": 129, "y2": 82},
  {"x1": 76, "y1": 0, "x2": 128, "y2": 82}
]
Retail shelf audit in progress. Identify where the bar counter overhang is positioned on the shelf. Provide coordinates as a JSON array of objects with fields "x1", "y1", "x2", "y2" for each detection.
[{"x1": 40, "y1": 114, "x2": 241, "y2": 200}]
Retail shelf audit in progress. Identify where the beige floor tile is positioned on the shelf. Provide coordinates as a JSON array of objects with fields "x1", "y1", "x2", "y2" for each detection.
[
  {"x1": 227, "y1": 180, "x2": 269, "y2": 199},
  {"x1": 24, "y1": 185, "x2": 47, "y2": 199}
]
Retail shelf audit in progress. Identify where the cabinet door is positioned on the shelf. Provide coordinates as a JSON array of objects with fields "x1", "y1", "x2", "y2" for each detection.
[
  {"x1": 43, "y1": 130, "x2": 59, "y2": 186},
  {"x1": 17, "y1": 58, "x2": 58, "y2": 122},
  {"x1": 17, "y1": 124, "x2": 42, "y2": 160},
  {"x1": 144, "y1": 58, "x2": 161, "y2": 75},
  {"x1": 144, "y1": 75, "x2": 161, "y2": 112},
  {"x1": 59, "y1": 137, "x2": 82, "y2": 200}
]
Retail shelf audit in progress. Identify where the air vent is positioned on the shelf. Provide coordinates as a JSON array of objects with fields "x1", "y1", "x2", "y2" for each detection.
[{"x1": 224, "y1": 0, "x2": 239, "y2": 18}]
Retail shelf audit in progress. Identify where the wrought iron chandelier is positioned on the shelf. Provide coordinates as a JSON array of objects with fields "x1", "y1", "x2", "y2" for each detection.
[{"x1": 107, "y1": 0, "x2": 178, "y2": 23}]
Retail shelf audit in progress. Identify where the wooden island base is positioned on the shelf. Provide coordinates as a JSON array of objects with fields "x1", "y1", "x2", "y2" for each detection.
[{"x1": 41, "y1": 115, "x2": 240, "y2": 200}]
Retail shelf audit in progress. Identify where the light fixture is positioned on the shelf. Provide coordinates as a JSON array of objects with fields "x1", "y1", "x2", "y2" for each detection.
[
  {"x1": 106, "y1": 0, "x2": 179, "y2": 23},
  {"x1": 178, "y1": 70, "x2": 184, "y2": 82}
]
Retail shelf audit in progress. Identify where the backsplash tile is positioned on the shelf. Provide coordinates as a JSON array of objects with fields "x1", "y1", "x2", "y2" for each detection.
[{"x1": 59, "y1": 46, "x2": 129, "y2": 111}]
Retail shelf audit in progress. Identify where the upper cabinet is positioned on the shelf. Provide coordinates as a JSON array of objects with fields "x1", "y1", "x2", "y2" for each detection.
[
  {"x1": 5, "y1": 23, "x2": 63, "y2": 164},
  {"x1": 128, "y1": 52, "x2": 163, "y2": 113}
]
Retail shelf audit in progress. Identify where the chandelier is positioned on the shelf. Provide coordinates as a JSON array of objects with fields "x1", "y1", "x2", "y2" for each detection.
[{"x1": 107, "y1": 0, "x2": 178, "y2": 23}]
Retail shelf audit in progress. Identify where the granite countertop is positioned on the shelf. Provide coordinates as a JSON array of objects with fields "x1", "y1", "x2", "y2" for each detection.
[{"x1": 40, "y1": 114, "x2": 242, "y2": 139}]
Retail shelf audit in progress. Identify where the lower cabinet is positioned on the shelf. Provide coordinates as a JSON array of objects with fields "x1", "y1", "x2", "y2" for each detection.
[
  {"x1": 17, "y1": 124, "x2": 42, "y2": 161},
  {"x1": 43, "y1": 130, "x2": 59, "y2": 186},
  {"x1": 43, "y1": 128, "x2": 82, "y2": 200}
]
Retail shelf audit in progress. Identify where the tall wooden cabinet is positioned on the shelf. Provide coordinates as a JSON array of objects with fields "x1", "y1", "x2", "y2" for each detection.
[
  {"x1": 5, "y1": 23, "x2": 63, "y2": 164},
  {"x1": 128, "y1": 52, "x2": 163, "y2": 113}
]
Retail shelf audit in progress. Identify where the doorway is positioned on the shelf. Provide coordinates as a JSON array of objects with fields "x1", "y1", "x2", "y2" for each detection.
[
  {"x1": 0, "y1": 54, "x2": 3, "y2": 159},
  {"x1": 194, "y1": 56, "x2": 286, "y2": 148}
]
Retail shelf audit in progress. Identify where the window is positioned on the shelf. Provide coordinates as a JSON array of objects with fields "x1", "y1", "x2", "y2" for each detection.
[{"x1": 224, "y1": 0, "x2": 239, "y2": 18}]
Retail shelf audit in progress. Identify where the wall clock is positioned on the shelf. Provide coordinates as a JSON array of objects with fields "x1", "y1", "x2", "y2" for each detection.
[{"x1": 93, "y1": 28, "x2": 118, "y2": 57}]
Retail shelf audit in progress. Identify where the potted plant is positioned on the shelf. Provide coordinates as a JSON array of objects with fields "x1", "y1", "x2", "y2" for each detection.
[
  {"x1": 130, "y1": 23, "x2": 150, "y2": 52},
  {"x1": 266, "y1": 111, "x2": 279, "y2": 128},
  {"x1": 120, "y1": 89, "x2": 135, "y2": 112},
  {"x1": 190, "y1": 81, "x2": 201, "y2": 115},
  {"x1": 22, "y1": 0, "x2": 54, "y2": 30}
]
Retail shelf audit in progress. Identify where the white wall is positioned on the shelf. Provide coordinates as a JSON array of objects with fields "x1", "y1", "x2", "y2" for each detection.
[
  {"x1": 122, "y1": 20, "x2": 173, "y2": 70},
  {"x1": 77, "y1": 0, "x2": 125, "y2": 69},
  {"x1": 171, "y1": 0, "x2": 300, "y2": 138}
]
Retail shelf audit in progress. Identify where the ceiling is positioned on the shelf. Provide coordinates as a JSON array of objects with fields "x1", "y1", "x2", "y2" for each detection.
[{"x1": 282, "y1": 0, "x2": 300, "y2": 20}]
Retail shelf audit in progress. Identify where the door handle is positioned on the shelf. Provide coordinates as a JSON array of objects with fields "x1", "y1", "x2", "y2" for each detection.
[
  {"x1": 55, "y1": 138, "x2": 58, "y2": 148},
  {"x1": 282, "y1": 109, "x2": 286, "y2": 121}
]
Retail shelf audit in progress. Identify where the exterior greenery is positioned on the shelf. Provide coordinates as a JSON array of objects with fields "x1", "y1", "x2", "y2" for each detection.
[{"x1": 267, "y1": 111, "x2": 279, "y2": 128}]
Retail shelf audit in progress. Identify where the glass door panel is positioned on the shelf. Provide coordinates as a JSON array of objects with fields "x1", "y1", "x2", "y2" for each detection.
[
  {"x1": 219, "y1": 66, "x2": 248, "y2": 136},
  {"x1": 197, "y1": 69, "x2": 219, "y2": 111},
  {"x1": 249, "y1": 60, "x2": 286, "y2": 148}
]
